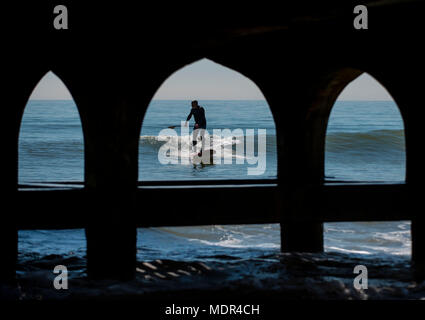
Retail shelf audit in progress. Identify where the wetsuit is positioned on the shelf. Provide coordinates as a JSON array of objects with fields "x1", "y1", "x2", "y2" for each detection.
[
  {"x1": 186, "y1": 106, "x2": 207, "y2": 152},
  {"x1": 186, "y1": 106, "x2": 207, "y2": 129}
]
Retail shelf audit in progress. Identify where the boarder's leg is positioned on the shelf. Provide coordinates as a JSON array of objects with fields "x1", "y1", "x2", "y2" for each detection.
[
  {"x1": 198, "y1": 129, "x2": 205, "y2": 156},
  {"x1": 192, "y1": 128, "x2": 199, "y2": 152}
]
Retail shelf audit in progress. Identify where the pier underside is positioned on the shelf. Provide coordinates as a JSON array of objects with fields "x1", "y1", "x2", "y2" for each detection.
[{"x1": 1, "y1": 1, "x2": 425, "y2": 281}]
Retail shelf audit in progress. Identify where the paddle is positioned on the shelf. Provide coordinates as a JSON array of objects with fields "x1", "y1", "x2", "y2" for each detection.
[{"x1": 168, "y1": 123, "x2": 189, "y2": 129}]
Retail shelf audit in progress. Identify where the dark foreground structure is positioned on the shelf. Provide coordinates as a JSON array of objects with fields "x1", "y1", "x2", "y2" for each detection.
[{"x1": 1, "y1": 1, "x2": 425, "y2": 285}]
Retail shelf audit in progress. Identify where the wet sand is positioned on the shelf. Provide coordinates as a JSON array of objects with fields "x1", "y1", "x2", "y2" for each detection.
[{"x1": 2, "y1": 252, "x2": 425, "y2": 301}]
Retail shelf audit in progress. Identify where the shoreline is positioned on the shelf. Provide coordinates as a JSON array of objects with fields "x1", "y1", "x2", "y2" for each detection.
[{"x1": 3, "y1": 251, "x2": 424, "y2": 301}]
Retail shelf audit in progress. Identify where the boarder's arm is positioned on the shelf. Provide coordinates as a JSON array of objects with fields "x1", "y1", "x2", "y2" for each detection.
[{"x1": 185, "y1": 110, "x2": 193, "y2": 126}]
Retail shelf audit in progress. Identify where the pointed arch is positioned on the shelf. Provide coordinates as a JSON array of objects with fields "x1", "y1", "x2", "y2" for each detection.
[
  {"x1": 137, "y1": 58, "x2": 278, "y2": 182},
  {"x1": 323, "y1": 71, "x2": 409, "y2": 257},
  {"x1": 18, "y1": 71, "x2": 85, "y2": 187},
  {"x1": 325, "y1": 72, "x2": 406, "y2": 183}
]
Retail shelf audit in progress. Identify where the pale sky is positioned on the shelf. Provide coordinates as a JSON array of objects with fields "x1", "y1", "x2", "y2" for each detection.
[{"x1": 29, "y1": 59, "x2": 393, "y2": 101}]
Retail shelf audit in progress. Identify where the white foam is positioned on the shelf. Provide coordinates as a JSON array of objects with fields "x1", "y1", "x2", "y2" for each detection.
[
  {"x1": 141, "y1": 134, "x2": 246, "y2": 160},
  {"x1": 325, "y1": 246, "x2": 372, "y2": 255},
  {"x1": 189, "y1": 237, "x2": 279, "y2": 249},
  {"x1": 373, "y1": 230, "x2": 410, "y2": 243}
]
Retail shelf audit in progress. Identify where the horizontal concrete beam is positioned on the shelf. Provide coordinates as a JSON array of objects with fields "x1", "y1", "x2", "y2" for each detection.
[
  {"x1": 14, "y1": 182, "x2": 411, "y2": 229},
  {"x1": 291, "y1": 183, "x2": 411, "y2": 222}
]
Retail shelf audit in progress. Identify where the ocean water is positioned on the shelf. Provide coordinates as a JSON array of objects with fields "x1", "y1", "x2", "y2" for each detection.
[
  {"x1": 139, "y1": 100, "x2": 277, "y2": 180},
  {"x1": 18, "y1": 100, "x2": 410, "y2": 264}
]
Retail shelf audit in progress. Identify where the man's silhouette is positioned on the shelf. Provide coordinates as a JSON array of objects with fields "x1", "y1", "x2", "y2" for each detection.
[{"x1": 185, "y1": 100, "x2": 207, "y2": 156}]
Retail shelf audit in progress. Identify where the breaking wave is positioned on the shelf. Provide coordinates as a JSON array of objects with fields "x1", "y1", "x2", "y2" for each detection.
[{"x1": 140, "y1": 134, "x2": 254, "y2": 160}]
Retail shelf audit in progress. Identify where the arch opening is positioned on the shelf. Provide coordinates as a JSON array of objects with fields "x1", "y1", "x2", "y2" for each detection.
[
  {"x1": 138, "y1": 58, "x2": 277, "y2": 182},
  {"x1": 18, "y1": 71, "x2": 84, "y2": 186},
  {"x1": 18, "y1": 71, "x2": 87, "y2": 271},
  {"x1": 136, "y1": 58, "x2": 280, "y2": 264},
  {"x1": 324, "y1": 72, "x2": 410, "y2": 258},
  {"x1": 325, "y1": 72, "x2": 406, "y2": 183}
]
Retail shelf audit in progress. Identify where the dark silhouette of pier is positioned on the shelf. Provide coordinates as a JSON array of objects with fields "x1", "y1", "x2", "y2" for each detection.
[{"x1": 1, "y1": 1, "x2": 424, "y2": 282}]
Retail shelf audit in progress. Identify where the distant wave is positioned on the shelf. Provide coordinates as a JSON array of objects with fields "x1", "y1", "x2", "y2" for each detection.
[
  {"x1": 326, "y1": 129, "x2": 405, "y2": 154},
  {"x1": 141, "y1": 129, "x2": 405, "y2": 155}
]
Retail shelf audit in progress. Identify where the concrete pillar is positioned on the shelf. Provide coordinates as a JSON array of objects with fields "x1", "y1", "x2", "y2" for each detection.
[
  {"x1": 264, "y1": 76, "x2": 325, "y2": 253},
  {"x1": 281, "y1": 223, "x2": 324, "y2": 253},
  {"x1": 374, "y1": 67, "x2": 425, "y2": 271},
  {"x1": 0, "y1": 92, "x2": 26, "y2": 282},
  {"x1": 79, "y1": 77, "x2": 142, "y2": 279},
  {"x1": 0, "y1": 227, "x2": 17, "y2": 282},
  {"x1": 85, "y1": 192, "x2": 137, "y2": 280},
  {"x1": 400, "y1": 81, "x2": 425, "y2": 270},
  {"x1": 280, "y1": 187, "x2": 324, "y2": 253}
]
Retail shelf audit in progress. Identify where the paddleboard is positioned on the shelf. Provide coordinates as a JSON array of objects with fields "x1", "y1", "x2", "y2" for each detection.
[{"x1": 191, "y1": 148, "x2": 215, "y2": 164}]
